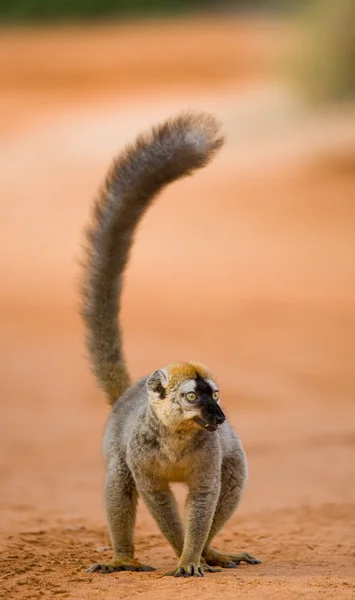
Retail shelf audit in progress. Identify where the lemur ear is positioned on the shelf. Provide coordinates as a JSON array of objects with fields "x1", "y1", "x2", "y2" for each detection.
[{"x1": 147, "y1": 369, "x2": 168, "y2": 398}]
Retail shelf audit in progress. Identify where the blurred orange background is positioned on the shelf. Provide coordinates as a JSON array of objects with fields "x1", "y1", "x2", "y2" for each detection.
[{"x1": 1, "y1": 7, "x2": 355, "y2": 600}]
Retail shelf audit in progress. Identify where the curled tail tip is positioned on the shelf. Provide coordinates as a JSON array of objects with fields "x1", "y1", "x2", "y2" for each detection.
[
  {"x1": 155, "y1": 111, "x2": 225, "y2": 163},
  {"x1": 184, "y1": 111, "x2": 225, "y2": 158}
]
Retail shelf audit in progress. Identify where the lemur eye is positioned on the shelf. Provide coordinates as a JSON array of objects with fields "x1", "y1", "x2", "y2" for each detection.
[
  {"x1": 212, "y1": 391, "x2": 219, "y2": 401},
  {"x1": 186, "y1": 392, "x2": 197, "y2": 402}
]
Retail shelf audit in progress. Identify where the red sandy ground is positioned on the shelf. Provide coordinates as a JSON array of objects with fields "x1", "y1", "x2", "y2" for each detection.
[{"x1": 0, "y1": 16, "x2": 354, "y2": 600}]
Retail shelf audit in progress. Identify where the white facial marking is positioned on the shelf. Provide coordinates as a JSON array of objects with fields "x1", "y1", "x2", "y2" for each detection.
[
  {"x1": 179, "y1": 379, "x2": 197, "y2": 395},
  {"x1": 206, "y1": 379, "x2": 218, "y2": 392},
  {"x1": 205, "y1": 379, "x2": 220, "y2": 403}
]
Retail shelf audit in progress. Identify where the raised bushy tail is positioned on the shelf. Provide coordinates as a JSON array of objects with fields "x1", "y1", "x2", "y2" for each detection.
[{"x1": 80, "y1": 112, "x2": 224, "y2": 404}]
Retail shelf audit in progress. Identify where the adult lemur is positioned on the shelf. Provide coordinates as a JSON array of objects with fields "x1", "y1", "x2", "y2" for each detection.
[{"x1": 81, "y1": 112, "x2": 261, "y2": 577}]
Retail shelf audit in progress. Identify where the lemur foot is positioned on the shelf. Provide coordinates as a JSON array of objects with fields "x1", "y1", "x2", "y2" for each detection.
[
  {"x1": 203, "y1": 548, "x2": 261, "y2": 569},
  {"x1": 164, "y1": 561, "x2": 220, "y2": 577},
  {"x1": 87, "y1": 554, "x2": 155, "y2": 574}
]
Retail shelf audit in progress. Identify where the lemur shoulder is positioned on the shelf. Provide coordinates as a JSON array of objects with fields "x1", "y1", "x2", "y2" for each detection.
[{"x1": 80, "y1": 112, "x2": 261, "y2": 577}]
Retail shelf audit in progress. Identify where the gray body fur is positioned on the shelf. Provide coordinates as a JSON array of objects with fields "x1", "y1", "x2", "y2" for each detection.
[{"x1": 81, "y1": 113, "x2": 260, "y2": 576}]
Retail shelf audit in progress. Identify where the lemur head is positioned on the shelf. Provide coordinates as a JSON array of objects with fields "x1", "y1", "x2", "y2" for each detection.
[{"x1": 147, "y1": 362, "x2": 226, "y2": 432}]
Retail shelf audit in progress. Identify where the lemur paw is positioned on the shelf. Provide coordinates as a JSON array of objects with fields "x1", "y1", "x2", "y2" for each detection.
[
  {"x1": 203, "y1": 548, "x2": 262, "y2": 568},
  {"x1": 231, "y1": 552, "x2": 262, "y2": 565},
  {"x1": 87, "y1": 555, "x2": 155, "y2": 574},
  {"x1": 164, "y1": 561, "x2": 220, "y2": 577},
  {"x1": 201, "y1": 562, "x2": 221, "y2": 573}
]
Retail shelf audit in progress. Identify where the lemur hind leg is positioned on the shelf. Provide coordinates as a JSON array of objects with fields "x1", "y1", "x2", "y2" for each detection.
[
  {"x1": 202, "y1": 454, "x2": 262, "y2": 569},
  {"x1": 87, "y1": 458, "x2": 155, "y2": 574}
]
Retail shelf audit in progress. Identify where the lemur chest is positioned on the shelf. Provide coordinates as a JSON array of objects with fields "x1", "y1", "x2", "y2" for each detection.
[
  {"x1": 130, "y1": 426, "x2": 205, "y2": 483},
  {"x1": 153, "y1": 453, "x2": 190, "y2": 482},
  {"x1": 149, "y1": 440, "x2": 196, "y2": 482}
]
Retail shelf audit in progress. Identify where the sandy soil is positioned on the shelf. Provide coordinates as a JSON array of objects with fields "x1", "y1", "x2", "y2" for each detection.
[{"x1": 1, "y1": 16, "x2": 355, "y2": 600}]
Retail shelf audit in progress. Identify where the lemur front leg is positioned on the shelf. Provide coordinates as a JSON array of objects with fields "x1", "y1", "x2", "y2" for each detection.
[
  {"x1": 165, "y1": 487, "x2": 221, "y2": 577},
  {"x1": 165, "y1": 463, "x2": 222, "y2": 578}
]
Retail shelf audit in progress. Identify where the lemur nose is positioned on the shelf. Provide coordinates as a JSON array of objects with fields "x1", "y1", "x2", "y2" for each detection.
[{"x1": 216, "y1": 414, "x2": 226, "y2": 425}]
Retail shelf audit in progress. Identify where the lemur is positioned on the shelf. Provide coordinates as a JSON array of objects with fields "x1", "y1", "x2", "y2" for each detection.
[{"x1": 80, "y1": 112, "x2": 261, "y2": 577}]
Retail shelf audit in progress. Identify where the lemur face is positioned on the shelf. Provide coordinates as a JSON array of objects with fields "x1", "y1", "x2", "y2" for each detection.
[
  {"x1": 178, "y1": 374, "x2": 225, "y2": 432},
  {"x1": 147, "y1": 362, "x2": 226, "y2": 432}
]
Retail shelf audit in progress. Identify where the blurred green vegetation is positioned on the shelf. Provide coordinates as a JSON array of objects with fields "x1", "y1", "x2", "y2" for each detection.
[
  {"x1": 0, "y1": 0, "x2": 301, "y2": 22},
  {"x1": 0, "y1": 0, "x2": 207, "y2": 20},
  {"x1": 290, "y1": 0, "x2": 355, "y2": 105}
]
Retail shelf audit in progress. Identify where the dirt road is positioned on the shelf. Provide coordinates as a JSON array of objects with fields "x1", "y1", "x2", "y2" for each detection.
[{"x1": 1, "y1": 16, "x2": 354, "y2": 600}]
